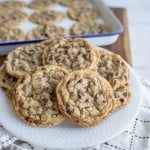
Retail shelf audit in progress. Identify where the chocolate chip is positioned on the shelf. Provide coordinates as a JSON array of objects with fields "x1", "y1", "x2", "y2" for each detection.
[
  {"x1": 123, "y1": 92, "x2": 127, "y2": 97},
  {"x1": 78, "y1": 79, "x2": 83, "y2": 83},
  {"x1": 85, "y1": 99, "x2": 89, "y2": 102},
  {"x1": 120, "y1": 99, "x2": 124, "y2": 103},
  {"x1": 121, "y1": 62, "x2": 125, "y2": 66},
  {"x1": 66, "y1": 104, "x2": 71, "y2": 114}
]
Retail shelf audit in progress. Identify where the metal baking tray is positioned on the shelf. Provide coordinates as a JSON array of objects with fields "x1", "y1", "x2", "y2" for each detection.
[{"x1": 0, "y1": 0, "x2": 123, "y2": 55}]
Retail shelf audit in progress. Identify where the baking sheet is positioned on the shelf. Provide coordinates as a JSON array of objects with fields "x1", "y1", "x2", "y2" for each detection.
[
  {"x1": 0, "y1": 0, "x2": 123, "y2": 55},
  {"x1": 15, "y1": 0, "x2": 106, "y2": 38}
]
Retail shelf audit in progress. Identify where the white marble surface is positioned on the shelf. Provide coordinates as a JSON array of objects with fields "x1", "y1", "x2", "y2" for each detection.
[{"x1": 104, "y1": 0, "x2": 150, "y2": 80}]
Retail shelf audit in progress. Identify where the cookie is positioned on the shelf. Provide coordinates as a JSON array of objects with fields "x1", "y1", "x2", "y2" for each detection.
[
  {"x1": 71, "y1": 21, "x2": 108, "y2": 35},
  {"x1": 68, "y1": 7, "x2": 99, "y2": 21},
  {"x1": 0, "y1": 66, "x2": 18, "y2": 100},
  {"x1": 29, "y1": 10, "x2": 66, "y2": 25},
  {"x1": 113, "y1": 83, "x2": 131, "y2": 110},
  {"x1": 95, "y1": 50, "x2": 129, "y2": 89},
  {"x1": 28, "y1": 0, "x2": 58, "y2": 11},
  {"x1": 0, "y1": 27, "x2": 25, "y2": 42},
  {"x1": 13, "y1": 65, "x2": 68, "y2": 127},
  {"x1": 0, "y1": 1, "x2": 26, "y2": 13},
  {"x1": 60, "y1": 0, "x2": 88, "y2": 8},
  {"x1": 42, "y1": 38, "x2": 99, "y2": 72},
  {"x1": 0, "y1": 10, "x2": 28, "y2": 28},
  {"x1": 5, "y1": 44, "x2": 46, "y2": 78},
  {"x1": 0, "y1": 66, "x2": 18, "y2": 91},
  {"x1": 56, "y1": 70, "x2": 114, "y2": 127},
  {"x1": 27, "y1": 25, "x2": 66, "y2": 40}
]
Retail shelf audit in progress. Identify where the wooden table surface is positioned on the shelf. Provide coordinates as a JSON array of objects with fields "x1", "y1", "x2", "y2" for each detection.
[
  {"x1": 0, "y1": 8, "x2": 132, "y2": 66},
  {"x1": 103, "y1": 7, "x2": 132, "y2": 65}
]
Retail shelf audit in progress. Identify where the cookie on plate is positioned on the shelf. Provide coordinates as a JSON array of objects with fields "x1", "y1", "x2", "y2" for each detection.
[
  {"x1": 0, "y1": 1, "x2": 26, "y2": 13},
  {"x1": 0, "y1": 66, "x2": 18, "y2": 100},
  {"x1": 28, "y1": 0, "x2": 58, "y2": 11},
  {"x1": 113, "y1": 83, "x2": 131, "y2": 110},
  {"x1": 0, "y1": 10, "x2": 28, "y2": 28},
  {"x1": 68, "y1": 7, "x2": 99, "y2": 21},
  {"x1": 0, "y1": 27, "x2": 25, "y2": 42},
  {"x1": 95, "y1": 50, "x2": 129, "y2": 89},
  {"x1": 5, "y1": 44, "x2": 46, "y2": 78},
  {"x1": 13, "y1": 65, "x2": 68, "y2": 127},
  {"x1": 29, "y1": 10, "x2": 66, "y2": 25},
  {"x1": 60, "y1": 0, "x2": 88, "y2": 8},
  {"x1": 56, "y1": 70, "x2": 114, "y2": 127},
  {"x1": 42, "y1": 38, "x2": 99, "y2": 72},
  {"x1": 71, "y1": 21, "x2": 108, "y2": 35},
  {"x1": 27, "y1": 25, "x2": 66, "y2": 40}
]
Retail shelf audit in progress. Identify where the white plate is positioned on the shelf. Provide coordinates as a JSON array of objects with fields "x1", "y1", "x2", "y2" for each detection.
[{"x1": 0, "y1": 50, "x2": 142, "y2": 149}]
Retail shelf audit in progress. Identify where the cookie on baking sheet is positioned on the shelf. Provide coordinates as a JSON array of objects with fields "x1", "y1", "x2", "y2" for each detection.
[
  {"x1": 29, "y1": 10, "x2": 66, "y2": 25},
  {"x1": 28, "y1": 0, "x2": 59, "y2": 11},
  {"x1": 42, "y1": 38, "x2": 99, "y2": 72},
  {"x1": 68, "y1": 7, "x2": 99, "y2": 21},
  {"x1": 56, "y1": 70, "x2": 114, "y2": 127},
  {"x1": 70, "y1": 21, "x2": 108, "y2": 35},
  {"x1": 13, "y1": 65, "x2": 68, "y2": 127},
  {"x1": 0, "y1": 10, "x2": 28, "y2": 28},
  {"x1": 113, "y1": 82, "x2": 131, "y2": 110},
  {"x1": 5, "y1": 44, "x2": 46, "y2": 78},
  {"x1": 0, "y1": 27, "x2": 25, "y2": 42},
  {"x1": 27, "y1": 25, "x2": 66, "y2": 40},
  {"x1": 0, "y1": 1, "x2": 26, "y2": 13},
  {"x1": 95, "y1": 50, "x2": 129, "y2": 89},
  {"x1": 60, "y1": 0, "x2": 88, "y2": 8},
  {"x1": 0, "y1": 66, "x2": 18, "y2": 100}
]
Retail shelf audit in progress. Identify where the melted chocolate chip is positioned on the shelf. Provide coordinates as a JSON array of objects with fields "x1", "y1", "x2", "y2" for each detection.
[{"x1": 120, "y1": 99, "x2": 124, "y2": 103}]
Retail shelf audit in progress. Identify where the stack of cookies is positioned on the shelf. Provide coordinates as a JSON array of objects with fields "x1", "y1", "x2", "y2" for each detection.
[
  {"x1": 0, "y1": 38, "x2": 131, "y2": 127},
  {"x1": 0, "y1": 0, "x2": 108, "y2": 42}
]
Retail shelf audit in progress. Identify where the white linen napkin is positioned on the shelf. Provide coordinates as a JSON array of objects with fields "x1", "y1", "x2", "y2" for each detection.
[{"x1": 1, "y1": 76, "x2": 150, "y2": 150}]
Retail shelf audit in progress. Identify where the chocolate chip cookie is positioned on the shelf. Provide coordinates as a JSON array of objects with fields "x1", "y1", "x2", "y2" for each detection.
[
  {"x1": 114, "y1": 83, "x2": 131, "y2": 110},
  {"x1": 56, "y1": 70, "x2": 114, "y2": 127},
  {"x1": 5, "y1": 44, "x2": 46, "y2": 77},
  {"x1": 13, "y1": 65, "x2": 68, "y2": 127},
  {"x1": 0, "y1": 66, "x2": 18, "y2": 100},
  {"x1": 28, "y1": 0, "x2": 59, "y2": 11},
  {"x1": 95, "y1": 50, "x2": 129, "y2": 89},
  {"x1": 71, "y1": 21, "x2": 108, "y2": 35},
  {"x1": 0, "y1": 1, "x2": 26, "y2": 13},
  {"x1": 42, "y1": 38, "x2": 99, "y2": 72},
  {"x1": 29, "y1": 10, "x2": 65, "y2": 25},
  {"x1": 27, "y1": 25, "x2": 66, "y2": 40},
  {"x1": 0, "y1": 10, "x2": 28, "y2": 28},
  {"x1": 68, "y1": 7, "x2": 99, "y2": 21},
  {"x1": 60, "y1": 0, "x2": 88, "y2": 8},
  {"x1": 0, "y1": 27, "x2": 25, "y2": 42}
]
